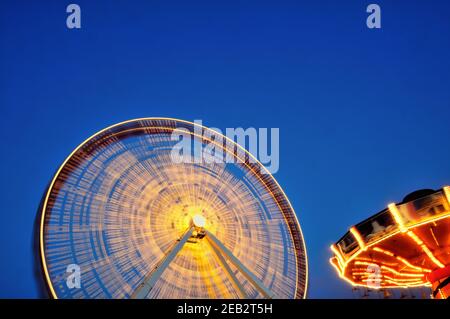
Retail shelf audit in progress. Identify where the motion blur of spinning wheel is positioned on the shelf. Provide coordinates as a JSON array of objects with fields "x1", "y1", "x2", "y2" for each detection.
[{"x1": 40, "y1": 118, "x2": 308, "y2": 299}]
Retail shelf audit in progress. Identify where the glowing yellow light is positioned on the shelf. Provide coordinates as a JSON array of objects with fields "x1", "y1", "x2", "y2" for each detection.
[
  {"x1": 350, "y1": 226, "x2": 366, "y2": 250},
  {"x1": 444, "y1": 186, "x2": 450, "y2": 204},
  {"x1": 373, "y1": 247, "x2": 432, "y2": 273},
  {"x1": 388, "y1": 203, "x2": 406, "y2": 232},
  {"x1": 330, "y1": 213, "x2": 449, "y2": 288},
  {"x1": 439, "y1": 289, "x2": 448, "y2": 299},
  {"x1": 373, "y1": 247, "x2": 394, "y2": 256},
  {"x1": 192, "y1": 214, "x2": 206, "y2": 228},
  {"x1": 380, "y1": 266, "x2": 424, "y2": 277},
  {"x1": 354, "y1": 261, "x2": 424, "y2": 277},
  {"x1": 329, "y1": 258, "x2": 429, "y2": 289},
  {"x1": 330, "y1": 245, "x2": 345, "y2": 269},
  {"x1": 407, "y1": 231, "x2": 445, "y2": 268},
  {"x1": 329, "y1": 187, "x2": 450, "y2": 292},
  {"x1": 384, "y1": 279, "x2": 424, "y2": 287},
  {"x1": 382, "y1": 275, "x2": 425, "y2": 282}
]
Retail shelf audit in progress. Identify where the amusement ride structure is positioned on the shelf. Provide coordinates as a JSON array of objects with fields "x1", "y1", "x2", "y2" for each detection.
[
  {"x1": 39, "y1": 118, "x2": 308, "y2": 299},
  {"x1": 330, "y1": 186, "x2": 450, "y2": 299}
]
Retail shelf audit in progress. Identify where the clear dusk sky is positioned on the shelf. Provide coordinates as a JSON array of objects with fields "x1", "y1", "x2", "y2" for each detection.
[{"x1": 0, "y1": 0, "x2": 449, "y2": 298}]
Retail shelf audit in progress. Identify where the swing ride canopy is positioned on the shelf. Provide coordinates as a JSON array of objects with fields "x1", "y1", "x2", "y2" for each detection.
[{"x1": 330, "y1": 186, "x2": 450, "y2": 294}]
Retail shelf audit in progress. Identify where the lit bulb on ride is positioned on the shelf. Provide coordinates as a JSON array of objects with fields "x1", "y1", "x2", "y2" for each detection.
[{"x1": 192, "y1": 214, "x2": 206, "y2": 228}]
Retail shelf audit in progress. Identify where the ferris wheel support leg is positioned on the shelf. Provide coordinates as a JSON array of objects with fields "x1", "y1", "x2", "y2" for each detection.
[
  {"x1": 207, "y1": 238, "x2": 249, "y2": 299},
  {"x1": 131, "y1": 227, "x2": 194, "y2": 299},
  {"x1": 205, "y1": 230, "x2": 275, "y2": 299}
]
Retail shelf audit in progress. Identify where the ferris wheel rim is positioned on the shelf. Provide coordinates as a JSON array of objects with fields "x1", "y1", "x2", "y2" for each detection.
[{"x1": 39, "y1": 117, "x2": 309, "y2": 299}]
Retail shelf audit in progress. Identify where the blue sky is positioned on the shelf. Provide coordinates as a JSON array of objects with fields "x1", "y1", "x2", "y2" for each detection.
[{"x1": 1, "y1": 0, "x2": 449, "y2": 298}]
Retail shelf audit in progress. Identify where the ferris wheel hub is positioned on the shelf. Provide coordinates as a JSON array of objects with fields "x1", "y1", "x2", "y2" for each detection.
[{"x1": 192, "y1": 214, "x2": 206, "y2": 229}]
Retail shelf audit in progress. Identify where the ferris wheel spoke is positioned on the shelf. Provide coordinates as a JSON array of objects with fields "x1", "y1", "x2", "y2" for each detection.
[
  {"x1": 131, "y1": 226, "x2": 194, "y2": 299},
  {"x1": 207, "y1": 236, "x2": 248, "y2": 299},
  {"x1": 205, "y1": 230, "x2": 275, "y2": 299}
]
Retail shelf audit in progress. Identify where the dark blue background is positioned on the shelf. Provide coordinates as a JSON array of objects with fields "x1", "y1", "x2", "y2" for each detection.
[{"x1": 1, "y1": 0, "x2": 449, "y2": 298}]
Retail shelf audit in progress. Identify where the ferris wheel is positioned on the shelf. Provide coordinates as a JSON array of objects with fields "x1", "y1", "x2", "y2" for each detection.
[{"x1": 39, "y1": 118, "x2": 308, "y2": 299}]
